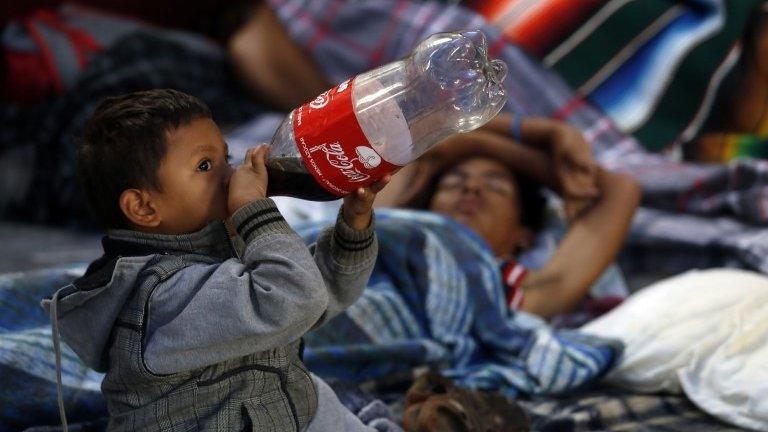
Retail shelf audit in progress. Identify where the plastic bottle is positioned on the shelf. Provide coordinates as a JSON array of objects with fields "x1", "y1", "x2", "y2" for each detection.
[{"x1": 267, "y1": 30, "x2": 507, "y2": 200}]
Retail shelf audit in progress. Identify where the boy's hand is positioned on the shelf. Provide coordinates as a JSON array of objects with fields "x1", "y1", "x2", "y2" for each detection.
[
  {"x1": 342, "y1": 175, "x2": 391, "y2": 230},
  {"x1": 228, "y1": 145, "x2": 269, "y2": 215}
]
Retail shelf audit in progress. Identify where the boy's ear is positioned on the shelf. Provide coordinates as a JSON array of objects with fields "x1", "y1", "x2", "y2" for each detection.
[{"x1": 119, "y1": 189, "x2": 161, "y2": 229}]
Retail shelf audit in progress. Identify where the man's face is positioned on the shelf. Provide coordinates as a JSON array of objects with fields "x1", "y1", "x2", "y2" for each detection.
[
  {"x1": 429, "y1": 158, "x2": 525, "y2": 256},
  {"x1": 151, "y1": 117, "x2": 232, "y2": 234}
]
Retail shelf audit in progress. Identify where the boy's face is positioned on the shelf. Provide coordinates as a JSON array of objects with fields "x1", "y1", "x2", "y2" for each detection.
[{"x1": 151, "y1": 117, "x2": 232, "y2": 234}]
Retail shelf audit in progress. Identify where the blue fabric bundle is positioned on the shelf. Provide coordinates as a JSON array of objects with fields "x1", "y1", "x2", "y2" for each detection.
[
  {"x1": 299, "y1": 209, "x2": 621, "y2": 396},
  {"x1": 0, "y1": 267, "x2": 106, "y2": 431}
]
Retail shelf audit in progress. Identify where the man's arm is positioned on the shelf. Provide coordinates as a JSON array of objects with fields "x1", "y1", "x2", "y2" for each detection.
[
  {"x1": 520, "y1": 168, "x2": 641, "y2": 319},
  {"x1": 483, "y1": 114, "x2": 599, "y2": 214},
  {"x1": 482, "y1": 113, "x2": 568, "y2": 149},
  {"x1": 228, "y1": 2, "x2": 330, "y2": 109},
  {"x1": 376, "y1": 116, "x2": 600, "y2": 210},
  {"x1": 455, "y1": 126, "x2": 639, "y2": 319},
  {"x1": 374, "y1": 130, "x2": 554, "y2": 208}
]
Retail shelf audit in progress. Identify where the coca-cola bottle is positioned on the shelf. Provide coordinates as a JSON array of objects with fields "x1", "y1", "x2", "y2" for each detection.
[{"x1": 267, "y1": 30, "x2": 508, "y2": 200}]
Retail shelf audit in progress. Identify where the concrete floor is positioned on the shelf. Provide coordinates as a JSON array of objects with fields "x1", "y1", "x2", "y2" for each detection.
[
  {"x1": 0, "y1": 222, "x2": 669, "y2": 292},
  {"x1": 0, "y1": 223, "x2": 102, "y2": 273}
]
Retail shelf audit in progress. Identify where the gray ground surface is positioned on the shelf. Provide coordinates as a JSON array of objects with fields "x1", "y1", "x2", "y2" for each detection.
[
  {"x1": 0, "y1": 222, "x2": 669, "y2": 293},
  {"x1": 0, "y1": 223, "x2": 102, "y2": 273}
]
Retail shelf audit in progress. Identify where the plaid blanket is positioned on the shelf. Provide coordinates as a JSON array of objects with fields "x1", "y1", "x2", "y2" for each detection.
[
  {"x1": 298, "y1": 209, "x2": 620, "y2": 396},
  {"x1": 361, "y1": 378, "x2": 740, "y2": 431},
  {"x1": 375, "y1": 384, "x2": 743, "y2": 432},
  {"x1": 621, "y1": 207, "x2": 768, "y2": 278},
  {"x1": 267, "y1": 0, "x2": 768, "y2": 275},
  {"x1": 522, "y1": 388, "x2": 743, "y2": 432}
]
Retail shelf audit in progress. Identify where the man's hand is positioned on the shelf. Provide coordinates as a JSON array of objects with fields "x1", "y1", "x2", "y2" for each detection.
[
  {"x1": 342, "y1": 175, "x2": 391, "y2": 230},
  {"x1": 490, "y1": 115, "x2": 599, "y2": 205},
  {"x1": 228, "y1": 145, "x2": 269, "y2": 215},
  {"x1": 551, "y1": 125, "x2": 599, "y2": 198},
  {"x1": 551, "y1": 125, "x2": 600, "y2": 220}
]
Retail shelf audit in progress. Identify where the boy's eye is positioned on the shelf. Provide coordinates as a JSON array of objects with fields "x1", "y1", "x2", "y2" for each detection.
[{"x1": 197, "y1": 159, "x2": 212, "y2": 172}]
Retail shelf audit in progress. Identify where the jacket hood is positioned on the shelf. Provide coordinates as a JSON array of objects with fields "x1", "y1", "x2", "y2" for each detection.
[{"x1": 41, "y1": 221, "x2": 233, "y2": 372}]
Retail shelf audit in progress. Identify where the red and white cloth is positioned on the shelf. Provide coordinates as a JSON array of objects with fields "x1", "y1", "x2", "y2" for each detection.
[{"x1": 501, "y1": 259, "x2": 528, "y2": 310}]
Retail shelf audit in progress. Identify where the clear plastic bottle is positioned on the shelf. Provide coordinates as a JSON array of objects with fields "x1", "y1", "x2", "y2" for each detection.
[{"x1": 267, "y1": 30, "x2": 507, "y2": 200}]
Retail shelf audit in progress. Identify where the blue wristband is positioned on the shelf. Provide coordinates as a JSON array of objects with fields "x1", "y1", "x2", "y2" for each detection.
[{"x1": 508, "y1": 113, "x2": 523, "y2": 142}]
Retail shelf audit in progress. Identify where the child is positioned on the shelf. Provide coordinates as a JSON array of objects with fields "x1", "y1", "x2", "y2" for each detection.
[{"x1": 43, "y1": 89, "x2": 385, "y2": 431}]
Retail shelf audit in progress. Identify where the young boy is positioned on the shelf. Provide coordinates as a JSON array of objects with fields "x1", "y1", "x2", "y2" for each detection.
[{"x1": 43, "y1": 89, "x2": 385, "y2": 431}]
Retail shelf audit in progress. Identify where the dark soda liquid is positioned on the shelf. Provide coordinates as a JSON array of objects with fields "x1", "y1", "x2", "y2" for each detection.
[{"x1": 266, "y1": 160, "x2": 338, "y2": 201}]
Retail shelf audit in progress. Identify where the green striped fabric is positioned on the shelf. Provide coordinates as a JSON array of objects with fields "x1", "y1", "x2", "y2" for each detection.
[{"x1": 543, "y1": 0, "x2": 765, "y2": 152}]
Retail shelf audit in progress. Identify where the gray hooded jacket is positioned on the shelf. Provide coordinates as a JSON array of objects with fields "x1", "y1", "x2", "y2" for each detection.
[{"x1": 42, "y1": 198, "x2": 377, "y2": 431}]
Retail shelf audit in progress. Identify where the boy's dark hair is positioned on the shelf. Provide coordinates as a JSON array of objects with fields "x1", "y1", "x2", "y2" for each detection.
[{"x1": 77, "y1": 89, "x2": 212, "y2": 228}]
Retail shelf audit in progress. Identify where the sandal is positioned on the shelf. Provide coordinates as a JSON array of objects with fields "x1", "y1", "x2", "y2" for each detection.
[{"x1": 403, "y1": 372, "x2": 530, "y2": 432}]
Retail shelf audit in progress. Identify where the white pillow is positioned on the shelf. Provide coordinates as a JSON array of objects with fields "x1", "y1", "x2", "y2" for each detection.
[{"x1": 581, "y1": 268, "x2": 768, "y2": 431}]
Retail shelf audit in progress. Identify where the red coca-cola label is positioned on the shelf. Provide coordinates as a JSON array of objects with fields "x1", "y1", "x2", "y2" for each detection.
[{"x1": 292, "y1": 79, "x2": 399, "y2": 196}]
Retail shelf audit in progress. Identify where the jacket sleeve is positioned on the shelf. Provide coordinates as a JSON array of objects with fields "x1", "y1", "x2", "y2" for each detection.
[
  {"x1": 143, "y1": 199, "x2": 330, "y2": 374},
  {"x1": 308, "y1": 209, "x2": 377, "y2": 329}
]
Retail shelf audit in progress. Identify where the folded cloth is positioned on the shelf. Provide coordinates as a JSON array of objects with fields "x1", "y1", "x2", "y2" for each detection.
[
  {"x1": 538, "y1": 0, "x2": 760, "y2": 153},
  {"x1": 582, "y1": 269, "x2": 768, "y2": 431},
  {"x1": 298, "y1": 209, "x2": 621, "y2": 396}
]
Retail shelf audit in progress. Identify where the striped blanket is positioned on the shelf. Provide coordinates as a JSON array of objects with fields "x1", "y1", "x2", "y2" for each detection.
[
  {"x1": 470, "y1": 0, "x2": 766, "y2": 157},
  {"x1": 298, "y1": 209, "x2": 620, "y2": 395}
]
